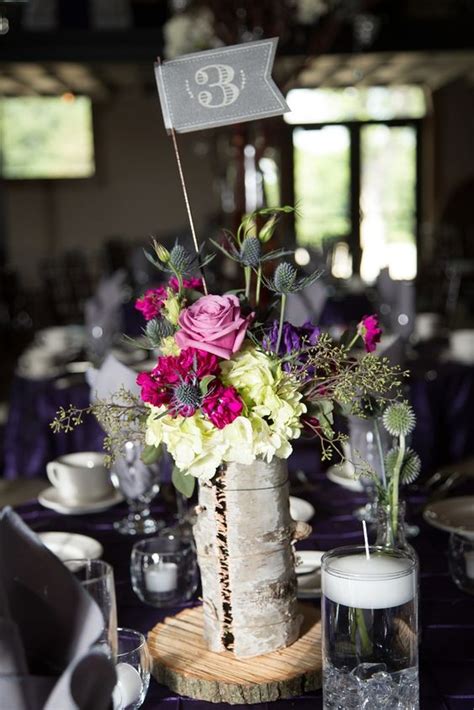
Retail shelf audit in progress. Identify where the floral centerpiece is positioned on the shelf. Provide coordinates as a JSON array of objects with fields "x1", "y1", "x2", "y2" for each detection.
[{"x1": 53, "y1": 206, "x2": 402, "y2": 657}]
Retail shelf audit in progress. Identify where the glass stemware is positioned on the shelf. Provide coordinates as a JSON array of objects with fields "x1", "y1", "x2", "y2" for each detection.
[
  {"x1": 113, "y1": 628, "x2": 151, "y2": 710},
  {"x1": 112, "y1": 440, "x2": 163, "y2": 536},
  {"x1": 64, "y1": 559, "x2": 118, "y2": 659}
]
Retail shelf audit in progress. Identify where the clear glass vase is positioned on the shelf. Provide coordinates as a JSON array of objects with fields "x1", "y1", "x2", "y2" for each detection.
[
  {"x1": 348, "y1": 416, "x2": 390, "y2": 524},
  {"x1": 374, "y1": 501, "x2": 415, "y2": 555}
]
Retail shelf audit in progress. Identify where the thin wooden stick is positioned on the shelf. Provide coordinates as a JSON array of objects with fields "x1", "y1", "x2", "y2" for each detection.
[
  {"x1": 169, "y1": 127, "x2": 208, "y2": 295},
  {"x1": 156, "y1": 55, "x2": 208, "y2": 294}
]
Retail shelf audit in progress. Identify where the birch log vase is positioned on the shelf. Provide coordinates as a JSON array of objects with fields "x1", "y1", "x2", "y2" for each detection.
[{"x1": 193, "y1": 458, "x2": 310, "y2": 658}]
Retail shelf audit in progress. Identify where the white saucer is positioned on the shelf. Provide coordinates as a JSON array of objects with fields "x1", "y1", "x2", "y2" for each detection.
[
  {"x1": 39, "y1": 532, "x2": 103, "y2": 561},
  {"x1": 327, "y1": 463, "x2": 363, "y2": 493},
  {"x1": 295, "y1": 550, "x2": 323, "y2": 598},
  {"x1": 38, "y1": 487, "x2": 124, "y2": 515},
  {"x1": 423, "y1": 496, "x2": 474, "y2": 540},
  {"x1": 289, "y1": 496, "x2": 315, "y2": 523}
]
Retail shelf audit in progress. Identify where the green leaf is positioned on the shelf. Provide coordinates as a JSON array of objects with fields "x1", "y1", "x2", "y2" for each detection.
[
  {"x1": 172, "y1": 466, "x2": 196, "y2": 498},
  {"x1": 199, "y1": 375, "x2": 216, "y2": 396},
  {"x1": 141, "y1": 444, "x2": 162, "y2": 465}
]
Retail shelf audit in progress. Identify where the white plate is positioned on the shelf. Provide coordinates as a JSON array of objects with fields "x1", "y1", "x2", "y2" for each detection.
[
  {"x1": 38, "y1": 487, "x2": 124, "y2": 515},
  {"x1": 327, "y1": 463, "x2": 363, "y2": 493},
  {"x1": 295, "y1": 551, "x2": 323, "y2": 598},
  {"x1": 39, "y1": 532, "x2": 103, "y2": 561},
  {"x1": 289, "y1": 496, "x2": 315, "y2": 523},
  {"x1": 423, "y1": 496, "x2": 474, "y2": 540}
]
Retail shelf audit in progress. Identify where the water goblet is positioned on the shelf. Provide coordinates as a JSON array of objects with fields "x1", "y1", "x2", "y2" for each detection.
[
  {"x1": 448, "y1": 533, "x2": 474, "y2": 595},
  {"x1": 112, "y1": 440, "x2": 163, "y2": 535},
  {"x1": 64, "y1": 559, "x2": 118, "y2": 659},
  {"x1": 113, "y1": 628, "x2": 151, "y2": 710}
]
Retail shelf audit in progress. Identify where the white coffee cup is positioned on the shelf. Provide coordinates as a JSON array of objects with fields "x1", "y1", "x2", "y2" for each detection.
[{"x1": 46, "y1": 452, "x2": 113, "y2": 504}]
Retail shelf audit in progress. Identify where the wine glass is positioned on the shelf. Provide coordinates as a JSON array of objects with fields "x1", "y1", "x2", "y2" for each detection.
[
  {"x1": 64, "y1": 559, "x2": 118, "y2": 659},
  {"x1": 112, "y1": 440, "x2": 164, "y2": 536}
]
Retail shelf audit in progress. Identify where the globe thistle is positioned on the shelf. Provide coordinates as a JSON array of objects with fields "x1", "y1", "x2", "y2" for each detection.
[
  {"x1": 240, "y1": 237, "x2": 261, "y2": 268},
  {"x1": 385, "y1": 446, "x2": 421, "y2": 485},
  {"x1": 145, "y1": 239, "x2": 214, "y2": 278},
  {"x1": 382, "y1": 401, "x2": 416, "y2": 437},
  {"x1": 273, "y1": 262, "x2": 297, "y2": 293},
  {"x1": 145, "y1": 318, "x2": 176, "y2": 347},
  {"x1": 266, "y1": 261, "x2": 322, "y2": 295},
  {"x1": 171, "y1": 381, "x2": 202, "y2": 417}
]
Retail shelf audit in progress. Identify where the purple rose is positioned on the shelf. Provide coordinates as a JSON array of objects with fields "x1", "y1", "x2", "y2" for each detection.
[{"x1": 263, "y1": 320, "x2": 320, "y2": 371}]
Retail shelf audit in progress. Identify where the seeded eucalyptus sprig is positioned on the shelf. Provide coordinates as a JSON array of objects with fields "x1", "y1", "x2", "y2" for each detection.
[{"x1": 50, "y1": 387, "x2": 147, "y2": 466}]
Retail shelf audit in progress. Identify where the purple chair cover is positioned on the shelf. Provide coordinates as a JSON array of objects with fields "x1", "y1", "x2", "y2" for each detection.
[{"x1": 13, "y1": 461, "x2": 474, "y2": 709}]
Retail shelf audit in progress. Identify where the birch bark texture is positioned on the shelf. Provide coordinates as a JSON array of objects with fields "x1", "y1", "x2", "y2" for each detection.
[{"x1": 193, "y1": 458, "x2": 310, "y2": 658}]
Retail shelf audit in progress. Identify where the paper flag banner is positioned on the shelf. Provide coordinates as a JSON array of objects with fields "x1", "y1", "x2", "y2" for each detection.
[{"x1": 155, "y1": 38, "x2": 289, "y2": 134}]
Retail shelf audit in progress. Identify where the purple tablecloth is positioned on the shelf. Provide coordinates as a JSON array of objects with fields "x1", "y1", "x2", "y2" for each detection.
[{"x1": 13, "y1": 464, "x2": 474, "y2": 710}]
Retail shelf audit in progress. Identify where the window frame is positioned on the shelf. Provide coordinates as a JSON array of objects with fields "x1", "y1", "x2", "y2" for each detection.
[{"x1": 285, "y1": 117, "x2": 423, "y2": 278}]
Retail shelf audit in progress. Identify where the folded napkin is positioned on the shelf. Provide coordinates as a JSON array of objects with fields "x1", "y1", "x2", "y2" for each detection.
[
  {"x1": 86, "y1": 354, "x2": 140, "y2": 403},
  {"x1": 85, "y1": 270, "x2": 128, "y2": 361},
  {"x1": 0, "y1": 507, "x2": 116, "y2": 710}
]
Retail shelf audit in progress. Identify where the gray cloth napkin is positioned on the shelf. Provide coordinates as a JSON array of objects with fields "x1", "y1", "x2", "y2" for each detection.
[{"x1": 0, "y1": 507, "x2": 116, "y2": 710}]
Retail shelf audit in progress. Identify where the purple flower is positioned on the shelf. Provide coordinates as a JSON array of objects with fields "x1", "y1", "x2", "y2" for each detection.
[{"x1": 263, "y1": 320, "x2": 320, "y2": 371}]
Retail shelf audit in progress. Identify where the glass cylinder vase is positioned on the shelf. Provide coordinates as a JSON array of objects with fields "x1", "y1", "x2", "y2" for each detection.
[{"x1": 321, "y1": 546, "x2": 419, "y2": 710}]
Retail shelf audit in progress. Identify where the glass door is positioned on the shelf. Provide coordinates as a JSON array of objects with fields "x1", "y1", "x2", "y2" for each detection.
[{"x1": 360, "y1": 124, "x2": 417, "y2": 282}]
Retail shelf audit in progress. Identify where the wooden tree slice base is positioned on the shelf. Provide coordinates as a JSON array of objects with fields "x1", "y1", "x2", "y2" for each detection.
[{"x1": 148, "y1": 604, "x2": 322, "y2": 705}]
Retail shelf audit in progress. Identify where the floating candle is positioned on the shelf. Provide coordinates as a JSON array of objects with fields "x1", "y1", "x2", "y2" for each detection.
[
  {"x1": 322, "y1": 552, "x2": 416, "y2": 609},
  {"x1": 145, "y1": 562, "x2": 178, "y2": 593}
]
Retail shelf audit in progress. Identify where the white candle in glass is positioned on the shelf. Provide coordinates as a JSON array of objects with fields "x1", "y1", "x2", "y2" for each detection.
[
  {"x1": 145, "y1": 562, "x2": 178, "y2": 593},
  {"x1": 114, "y1": 663, "x2": 142, "y2": 708},
  {"x1": 464, "y1": 551, "x2": 474, "y2": 580},
  {"x1": 323, "y1": 553, "x2": 415, "y2": 609}
]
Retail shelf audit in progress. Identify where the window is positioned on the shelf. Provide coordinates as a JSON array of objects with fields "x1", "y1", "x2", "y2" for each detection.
[
  {"x1": 0, "y1": 95, "x2": 95, "y2": 179},
  {"x1": 286, "y1": 87, "x2": 425, "y2": 282}
]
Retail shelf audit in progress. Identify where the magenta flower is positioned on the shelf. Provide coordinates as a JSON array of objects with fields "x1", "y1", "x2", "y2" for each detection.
[
  {"x1": 202, "y1": 383, "x2": 243, "y2": 429},
  {"x1": 135, "y1": 287, "x2": 168, "y2": 321},
  {"x1": 357, "y1": 314, "x2": 382, "y2": 353},
  {"x1": 169, "y1": 276, "x2": 204, "y2": 293}
]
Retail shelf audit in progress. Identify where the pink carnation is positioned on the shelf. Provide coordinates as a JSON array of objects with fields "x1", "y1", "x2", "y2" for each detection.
[
  {"x1": 135, "y1": 287, "x2": 167, "y2": 321},
  {"x1": 357, "y1": 314, "x2": 382, "y2": 353},
  {"x1": 136, "y1": 371, "x2": 168, "y2": 407},
  {"x1": 202, "y1": 383, "x2": 243, "y2": 429},
  {"x1": 137, "y1": 347, "x2": 220, "y2": 410},
  {"x1": 169, "y1": 276, "x2": 204, "y2": 293},
  {"x1": 175, "y1": 294, "x2": 253, "y2": 360}
]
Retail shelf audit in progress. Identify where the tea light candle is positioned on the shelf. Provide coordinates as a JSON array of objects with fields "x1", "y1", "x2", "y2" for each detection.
[
  {"x1": 145, "y1": 562, "x2": 178, "y2": 593},
  {"x1": 114, "y1": 663, "x2": 142, "y2": 708},
  {"x1": 464, "y1": 551, "x2": 474, "y2": 580},
  {"x1": 323, "y1": 553, "x2": 415, "y2": 609}
]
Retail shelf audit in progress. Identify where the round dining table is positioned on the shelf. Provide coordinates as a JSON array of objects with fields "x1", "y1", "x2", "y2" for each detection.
[{"x1": 14, "y1": 456, "x2": 474, "y2": 710}]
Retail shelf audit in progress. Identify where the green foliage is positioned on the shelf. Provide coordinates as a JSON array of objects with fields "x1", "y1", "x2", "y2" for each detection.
[
  {"x1": 172, "y1": 466, "x2": 196, "y2": 498},
  {"x1": 141, "y1": 444, "x2": 162, "y2": 465}
]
